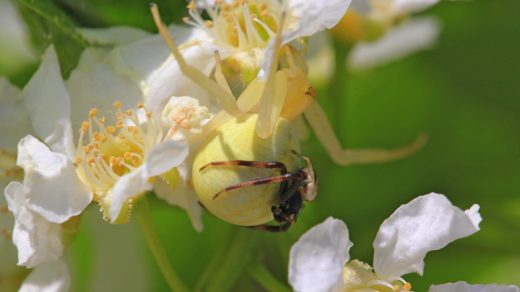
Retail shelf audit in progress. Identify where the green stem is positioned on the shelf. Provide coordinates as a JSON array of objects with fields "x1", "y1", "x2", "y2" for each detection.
[{"x1": 135, "y1": 197, "x2": 189, "y2": 292}]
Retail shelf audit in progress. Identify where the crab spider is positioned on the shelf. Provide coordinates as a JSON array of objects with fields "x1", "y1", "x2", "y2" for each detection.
[{"x1": 150, "y1": 3, "x2": 426, "y2": 166}]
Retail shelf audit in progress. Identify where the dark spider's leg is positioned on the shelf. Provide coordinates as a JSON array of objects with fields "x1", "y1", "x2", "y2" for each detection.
[
  {"x1": 199, "y1": 160, "x2": 287, "y2": 174},
  {"x1": 212, "y1": 172, "x2": 302, "y2": 199},
  {"x1": 248, "y1": 222, "x2": 292, "y2": 232}
]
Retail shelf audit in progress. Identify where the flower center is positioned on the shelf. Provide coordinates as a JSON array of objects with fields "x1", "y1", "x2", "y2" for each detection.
[
  {"x1": 185, "y1": 0, "x2": 282, "y2": 50},
  {"x1": 340, "y1": 260, "x2": 412, "y2": 292},
  {"x1": 75, "y1": 102, "x2": 161, "y2": 202}
]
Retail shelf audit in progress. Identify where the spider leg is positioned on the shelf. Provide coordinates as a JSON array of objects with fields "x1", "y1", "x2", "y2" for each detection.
[
  {"x1": 199, "y1": 160, "x2": 287, "y2": 174},
  {"x1": 150, "y1": 4, "x2": 241, "y2": 115},
  {"x1": 256, "y1": 12, "x2": 287, "y2": 139},
  {"x1": 304, "y1": 102, "x2": 427, "y2": 166},
  {"x1": 248, "y1": 222, "x2": 292, "y2": 232},
  {"x1": 212, "y1": 172, "x2": 301, "y2": 200}
]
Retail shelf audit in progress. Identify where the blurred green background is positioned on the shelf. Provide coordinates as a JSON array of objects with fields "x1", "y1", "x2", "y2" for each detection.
[{"x1": 2, "y1": 0, "x2": 519, "y2": 291}]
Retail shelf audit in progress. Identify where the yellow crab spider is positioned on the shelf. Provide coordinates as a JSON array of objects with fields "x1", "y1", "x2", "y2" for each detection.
[{"x1": 150, "y1": 3, "x2": 426, "y2": 166}]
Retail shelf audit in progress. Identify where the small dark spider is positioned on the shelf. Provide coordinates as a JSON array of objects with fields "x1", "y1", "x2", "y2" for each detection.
[{"x1": 199, "y1": 151, "x2": 317, "y2": 232}]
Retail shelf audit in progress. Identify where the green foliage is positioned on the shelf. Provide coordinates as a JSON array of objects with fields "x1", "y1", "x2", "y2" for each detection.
[{"x1": 17, "y1": 0, "x2": 88, "y2": 78}]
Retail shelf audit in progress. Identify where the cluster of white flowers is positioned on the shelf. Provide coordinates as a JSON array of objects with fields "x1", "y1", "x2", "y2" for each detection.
[
  {"x1": 0, "y1": 0, "x2": 516, "y2": 291},
  {"x1": 289, "y1": 193, "x2": 518, "y2": 292}
]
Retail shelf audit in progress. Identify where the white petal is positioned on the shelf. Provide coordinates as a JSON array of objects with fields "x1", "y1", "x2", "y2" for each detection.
[
  {"x1": 429, "y1": 282, "x2": 520, "y2": 292},
  {"x1": 392, "y1": 0, "x2": 440, "y2": 15},
  {"x1": 109, "y1": 167, "x2": 151, "y2": 223},
  {"x1": 79, "y1": 26, "x2": 151, "y2": 46},
  {"x1": 348, "y1": 17, "x2": 440, "y2": 70},
  {"x1": 289, "y1": 217, "x2": 352, "y2": 292},
  {"x1": 146, "y1": 140, "x2": 189, "y2": 177},
  {"x1": 44, "y1": 120, "x2": 76, "y2": 160},
  {"x1": 16, "y1": 136, "x2": 92, "y2": 223},
  {"x1": 0, "y1": 77, "x2": 33, "y2": 151},
  {"x1": 284, "y1": 0, "x2": 352, "y2": 44},
  {"x1": 4, "y1": 182, "x2": 63, "y2": 268},
  {"x1": 113, "y1": 26, "x2": 218, "y2": 114},
  {"x1": 19, "y1": 260, "x2": 70, "y2": 292},
  {"x1": 23, "y1": 45, "x2": 71, "y2": 140},
  {"x1": 260, "y1": 0, "x2": 351, "y2": 79},
  {"x1": 373, "y1": 193, "x2": 481, "y2": 277},
  {"x1": 154, "y1": 164, "x2": 203, "y2": 232},
  {"x1": 16, "y1": 136, "x2": 67, "y2": 177},
  {"x1": 24, "y1": 162, "x2": 92, "y2": 224},
  {"x1": 66, "y1": 48, "x2": 141, "y2": 128}
]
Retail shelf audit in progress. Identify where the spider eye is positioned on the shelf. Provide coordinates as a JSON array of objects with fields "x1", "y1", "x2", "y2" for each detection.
[{"x1": 191, "y1": 114, "x2": 302, "y2": 226}]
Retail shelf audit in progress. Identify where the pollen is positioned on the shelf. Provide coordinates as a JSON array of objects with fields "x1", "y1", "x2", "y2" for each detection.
[
  {"x1": 184, "y1": 0, "x2": 282, "y2": 50},
  {"x1": 89, "y1": 108, "x2": 98, "y2": 118},
  {"x1": 403, "y1": 282, "x2": 412, "y2": 291},
  {"x1": 75, "y1": 101, "x2": 162, "y2": 221}
]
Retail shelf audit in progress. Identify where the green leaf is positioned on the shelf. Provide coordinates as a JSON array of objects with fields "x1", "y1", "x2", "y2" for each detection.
[{"x1": 17, "y1": 0, "x2": 89, "y2": 78}]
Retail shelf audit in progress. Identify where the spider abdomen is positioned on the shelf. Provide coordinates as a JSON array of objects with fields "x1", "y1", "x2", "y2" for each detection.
[{"x1": 192, "y1": 114, "x2": 301, "y2": 226}]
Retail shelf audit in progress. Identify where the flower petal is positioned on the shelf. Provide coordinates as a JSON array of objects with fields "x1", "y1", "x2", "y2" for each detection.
[
  {"x1": 4, "y1": 182, "x2": 63, "y2": 268},
  {"x1": 66, "y1": 48, "x2": 141, "y2": 128},
  {"x1": 109, "y1": 167, "x2": 151, "y2": 224},
  {"x1": 23, "y1": 45, "x2": 71, "y2": 141},
  {"x1": 392, "y1": 0, "x2": 440, "y2": 15},
  {"x1": 429, "y1": 282, "x2": 520, "y2": 292},
  {"x1": 284, "y1": 0, "x2": 352, "y2": 44},
  {"x1": 146, "y1": 140, "x2": 189, "y2": 177},
  {"x1": 113, "y1": 25, "x2": 218, "y2": 114},
  {"x1": 289, "y1": 217, "x2": 352, "y2": 292},
  {"x1": 16, "y1": 136, "x2": 92, "y2": 223},
  {"x1": 79, "y1": 26, "x2": 150, "y2": 46},
  {"x1": 348, "y1": 17, "x2": 440, "y2": 70},
  {"x1": 373, "y1": 193, "x2": 481, "y2": 277},
  {"x1": 44, "y1": 120, "x2": 76, "y2": 160},
  {"x1": 19, "y1": 260, "x2": 70, "y2": 292},
  {"x1": 16, "y1": 136, "x2": 67, "y2": 177},
  {"x1": 0, "y1": 77, "x2": 33, "y2": 151},
  {"x1": 154, "y1": 164, "x2": 203, "y2": 232}
]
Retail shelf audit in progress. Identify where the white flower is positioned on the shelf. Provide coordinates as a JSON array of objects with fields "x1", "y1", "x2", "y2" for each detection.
[
  {"x1": 429, "y1": 282, "x2": 520, "y2": 292},
  {"x1": 343, "y1": 0, "x2": 442, "y2": 70},
  {"x1": 19, "y1": 260, "x2": 70, "y2": 292},
  {"x1": 287, "y1": 193, "x2": 502, "y2": 292},
  {"x1": 189, "y1": 0, "x2": 351, "y2": 79}
]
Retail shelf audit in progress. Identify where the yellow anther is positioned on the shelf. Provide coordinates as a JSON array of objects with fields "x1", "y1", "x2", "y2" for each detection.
[
  {"x1": 87, "y1": 158, "x2": 96, "y2": 164},
  {"x1": 146, "y1": 112, "x2": 152, "y2": 119},
  {"x1": 123, "y1": 152, "x2": 133, "y2": 161},
  {"x1": 80, "y1": 121, "x2": 90, "y2": 132},
  {"x1": 99, "y1": 117, "x2": 106, "y2": 124},
  {"x1": 75, "y1": 157, "x2": 83, "y2": 164},
  {"x1": 117, "y1": 122, "x2": 124, "y2": 129},
  {"x1": 205, "y1": 20, "x2": 214, "y2": 28},
  {"x1": 89, "y1": 108, "x2": 98, "y2": 118},
  {"x1": 137, "y1": 103, "x2": 145, "y2": 109},
  {"x1": 113, "y1": 101, "x2": 122, "y2": 109},
  {"x1": 106, "y1": 126, "x2": 116, "y2": 134},
  {"x1": 187, "y1": 0, "x2": 196, "y2": 11},
  {"x1": 125, "y1": 109, "x2": 134, "y2": 116},
  {"x1": 393, "y1": 285, "x2": 400, "y2": 291},
  {"x1": 128, "y1": 126, "x2": 139, "y2": 133},
  {"x1": 403, "y1": 282, "x2": 412, "y2": 291},
  {"x1": 83, "y1": 145, "x2": 90, "y2": 153},
  {"x1": 93, "y1": 133, "x2": 104, "y2": 142}
]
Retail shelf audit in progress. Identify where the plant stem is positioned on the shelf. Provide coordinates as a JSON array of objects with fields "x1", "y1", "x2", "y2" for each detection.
[{"x1": 135, "y1": 196, "x2": 189, "y2": 292}]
